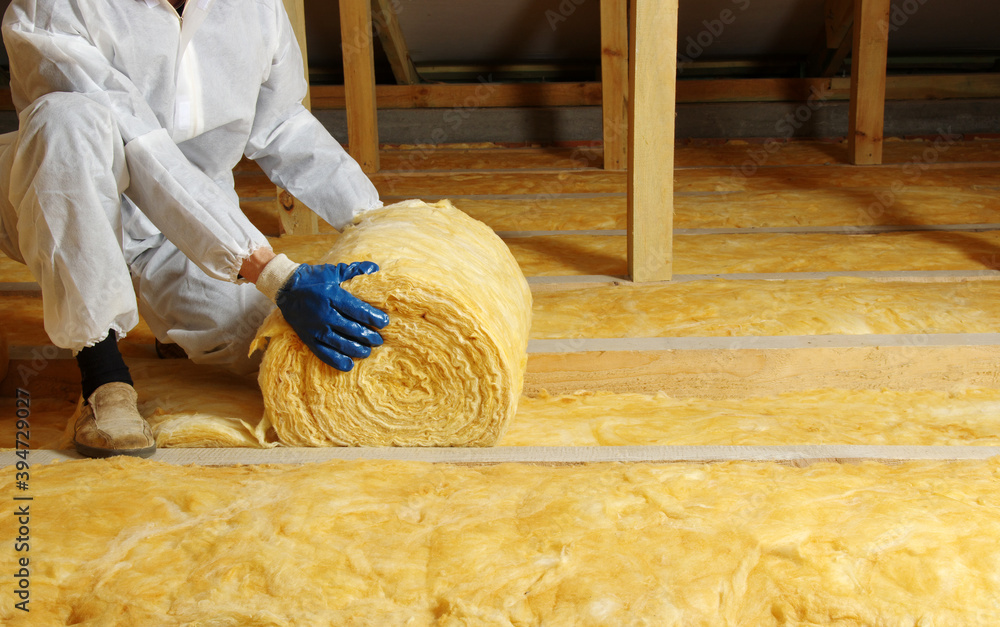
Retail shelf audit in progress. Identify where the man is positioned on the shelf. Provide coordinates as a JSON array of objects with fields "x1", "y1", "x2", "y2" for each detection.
[{"x1": 0, "y1": 0, "x2": 389, "y2": 458}]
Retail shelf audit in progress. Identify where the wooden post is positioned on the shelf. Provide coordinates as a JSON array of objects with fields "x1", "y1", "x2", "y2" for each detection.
[
  {"x1": 847, "y1": 0, "x2": 890, "y2": 165},
  {"x1": 626, "y1": 0, "x2": 677, "y2": 283},
  {"x1": 282, "y1": 0, "x2": 312, "y2": 109},
  {"x1": 277, "y1": 188, "x2": 317, "y2": 236},
  {"x1": 277, "y1": 0, "x2": 318, "y2": 235},
  {"x1": 600, "y1": 0, "x2": 629, "y2": 171},
  {"x1": 340, "y1": 0, "x2": 380, "y2": 173},
  {"x1": 371, "y1": 0, "x2": 420, "y2": 85}
]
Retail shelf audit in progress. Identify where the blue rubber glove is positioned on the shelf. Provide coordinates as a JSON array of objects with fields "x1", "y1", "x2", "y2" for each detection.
[{"x1": 275, "y1": 262, "x2": 390, "y2": 371}]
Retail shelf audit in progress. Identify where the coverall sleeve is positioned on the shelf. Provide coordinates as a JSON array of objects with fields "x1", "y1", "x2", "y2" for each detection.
[
  {"x1": 2, "y1": 1, "x2": 270, "y2": 283},
  {"x1": 243, "y1": 0, "x2": 382, "y2": 232}
]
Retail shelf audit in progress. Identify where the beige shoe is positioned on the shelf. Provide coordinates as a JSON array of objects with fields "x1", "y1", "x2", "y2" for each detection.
[{"x1": 73, "y1": 382, "x2": 156, "y2": 459}]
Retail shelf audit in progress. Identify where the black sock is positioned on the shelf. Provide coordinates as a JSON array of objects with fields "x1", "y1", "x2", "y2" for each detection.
[{"x1": 76, "y1": 331, "x2": 133, "y2": 402}]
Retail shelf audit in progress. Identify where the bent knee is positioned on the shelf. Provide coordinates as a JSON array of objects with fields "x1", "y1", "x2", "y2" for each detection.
[
  {"x1": 19, "y1": 93, "x2": 119, "y2": 144},
  {"x1": 164, "y1": 288, "x2": 274, "y2": 375}
]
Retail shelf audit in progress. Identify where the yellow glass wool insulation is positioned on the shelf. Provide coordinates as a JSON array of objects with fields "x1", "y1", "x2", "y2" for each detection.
[
  {"x1": 530, "y1": 277, "x2": 1000, "y2": 339},
  {"x1": 253, "y1": 200, "x2": 533, "y2": 447},
  {"x1": 2, "y1": 457, "x2": 1000, "y2": 625},
  {"x1": 502, "y1": 389, "x2": 1000, "y2": 446}
]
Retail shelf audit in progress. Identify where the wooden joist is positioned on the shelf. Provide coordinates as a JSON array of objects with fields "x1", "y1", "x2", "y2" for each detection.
[
  {"x1": 340, "y1": 0, "x2": 381, "y2": 173},
  {"x1": 627, "y1": 0, "x2": 677, "y2": 283},
  {"x1": 848, "y1": 0, "x2": 891, "y2": 165},
  {"x1": 4, "y1": 445, "x2": 1000, "y2": 468},
  {"x1": 9, "y1": 333, "x2": 1000, "y2": 402}
]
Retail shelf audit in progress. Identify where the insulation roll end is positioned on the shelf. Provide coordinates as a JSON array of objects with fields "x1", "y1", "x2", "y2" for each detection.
[{"x1": 255, "y1": 200, "x2": 532, "y2": 447}]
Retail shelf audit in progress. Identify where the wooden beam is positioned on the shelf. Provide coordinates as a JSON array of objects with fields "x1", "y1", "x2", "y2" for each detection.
[
  {"x1": 806, "y1": 29, "x2": 853, "y2": 78},
  {"x1": 340, "y1": 0, "x2": 380, "y2": 173},
  {"x1": 825, "y1": 0, "x2": 854, "y2": 48},
  {"x1": 277, "y1": 0, "x2": 317, "y2": 235},
  {"x1": 312, "y1": 82, "x2": 603, "y2": 109},
  {"x1": 301, "y1": 74, "x2": 1000, "y2": 110},
  {"x1": 806, "y1": 0, "x2": 854, "y2": 78},
  {"x1": 7, "y1": 445, "x2": 1000, "y2": 467},
  {"x1": 848, "y1": 0, "x2": 891, "y2": 165},
  {"x1": 627, "y1": 0, "x2": 676, "y2": 283},
  {"x1": 821, "y1": 25, "x2": 854, "y2": 77},
  {"x1": 412, "y1": 62, "x2": 598, "y2": 83},
  {"x1": 600, "y1": 0, "x2": 629, "y2": 171},
  {"x1": 1, "y1": 74, "x2": 997, "y2": 114},
  {"x1": 371, "y1": 0, "x2": 420, "y2": 85}
]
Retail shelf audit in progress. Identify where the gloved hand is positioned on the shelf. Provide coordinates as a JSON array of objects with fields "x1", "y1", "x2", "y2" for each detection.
[{"x1": 256, "y1": 254, "x2": 389, "y2": 371}]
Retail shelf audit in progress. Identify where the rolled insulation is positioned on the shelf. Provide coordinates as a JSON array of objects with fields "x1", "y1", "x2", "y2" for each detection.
[{"x1": 252, "y1": 200, "x2": 532, "y2": 446}]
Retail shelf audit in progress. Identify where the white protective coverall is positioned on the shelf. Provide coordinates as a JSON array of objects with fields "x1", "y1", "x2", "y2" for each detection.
[{"x1": 0, "y1": 0, "x2": 380, "y2": 372}]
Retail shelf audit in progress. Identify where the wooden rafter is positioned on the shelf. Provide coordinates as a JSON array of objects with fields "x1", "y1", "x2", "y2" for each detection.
[
  {"x1": 806, "y1": 0, "x2": 854, "y2": 77},
  {"x1": 825, "y1": 0, "x2": 855, "y2": 48},
  {"x1": 820, "y1": 26, "x2": 855, "y2": 77},
  {"x1": 371, "y1": 0, "x2": 420, "y2": 85}
]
